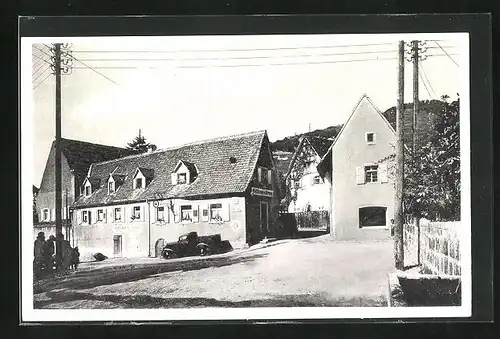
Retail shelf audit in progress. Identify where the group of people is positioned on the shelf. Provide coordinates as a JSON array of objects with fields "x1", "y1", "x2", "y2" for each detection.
[{"x1": 33, "y1": 231, "x2": 80, "y2": 279}]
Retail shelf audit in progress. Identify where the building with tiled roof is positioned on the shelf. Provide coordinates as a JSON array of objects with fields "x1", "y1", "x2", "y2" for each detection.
[
  {"x1": 284, "y1": 135, "x2": 335, "y2": 217},
  {"x1": 72, "y1": 130, "x2": 281, "y2": 260}
]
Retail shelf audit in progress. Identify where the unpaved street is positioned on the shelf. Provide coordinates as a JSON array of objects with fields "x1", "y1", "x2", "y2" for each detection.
[{"x1": 34, "y1": 236, "x2": 393, "y2": 308}]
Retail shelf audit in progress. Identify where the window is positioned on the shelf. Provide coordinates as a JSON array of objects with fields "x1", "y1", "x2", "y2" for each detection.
[
  {"x1": 365, "y1": 165, "x2": 378, "y2": 183},
  {"x1": 366, "y1": 132, "x2": 375, "y2": 144},
  {"x1": 82, "y1": 210, "x2": 89, "y2": 224},
  {"x1": 359, "y1": 206, "x2": 387, "y2": 228},
  {"x1": 85, "y1": 186, "x2": 91, "y2": 196},
  {"x1": 313, "y1": 175, "x2": 322, "y2": 185},
  {"x1": 210, "y1": 203, "x2": 223, "y2": 222},
  {"x1": 180, "y1": 205, "x2": 192, "y2": 222},
  {"x1": 114, "y1": 208, "x2": 122, "y2": 222},
  {"x1": 133, "y1": 206, "x2": 141, "y2": 219},
  {"x1": 193, "y1": 209, "x2": 198, "y2": 219},
  {"x1": 293, "y1": 180, "x2": 300, "y2": 189},
  {"x1": 178, "y1": 173, "x2": 187, "y2": 184},
  {"x1": 258, "y1": 167, "x2": 270, "y2": 185},
  {"x1": 97, "y1": 209, "x2": 104, "y2": 222},
  {"x1": 108, "y1": 181, "x2": 115, "y2": 194},
  {"x1": 156, "y1": 206, "x2": 165, "y2": 221},
  {"x1": 135, "y1": 178, "x2": 143, "y2": 189},
  {"x1": 43, "y1": 209, "x2": 49, "y2": 221}
]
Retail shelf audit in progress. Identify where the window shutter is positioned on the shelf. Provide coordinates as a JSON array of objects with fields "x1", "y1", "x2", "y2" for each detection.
[
  {"x1": 51, "y1": 208, "x2": 55, "y2": 221},
  {"x1": 257, "y1": 168, "x2": 262, "y2": 183},
  {"x1": 141, "y1": 205, "x2": 145, "y2": 221},
  {"x1": 192, "y1": 205, "x2": 199, "y2": 222},
  {"x1": 202, "y1": 204, "x2": 209, "y2": 222},
  {"x1": 379, "y1": 164, "x2": 388, "y2": 183},
  {"x1": 77, "y1": 210, "x2": 81, "y2": 224},
  {"x1": 222, "y1": 203, "x2": 230, "y2": 222},
  {"x1": 62, "y1": 207, "x2": 66, "y2": 220},
  {"x1": 356, "y1": 167, "x2": 365, "y2": 185},
  {"x1": 151, "y1": 204, "x2": 156, "y2": 222},
  {"x1": 40, "y1": 209, "x2": 44, "y2": 221},
  {"x1": 267, "y1": 170, "x2": 272, "y2": 184},
  {"x1": 171, "y1": 173, "x2": 177, "y2": 185}
]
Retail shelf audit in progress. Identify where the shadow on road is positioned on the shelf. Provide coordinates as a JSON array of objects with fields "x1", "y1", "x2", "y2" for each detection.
[
  {"x1": 35, "y1": 290, "x2": 387, "y2": 309},
  {"x1": 34, "y1": 253, "x2": 269, "y2": 294}
]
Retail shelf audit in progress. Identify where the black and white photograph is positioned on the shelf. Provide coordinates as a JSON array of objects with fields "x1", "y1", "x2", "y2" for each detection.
[{"x1": 20, "y1": 21, "x2": 473, "y2": 322}]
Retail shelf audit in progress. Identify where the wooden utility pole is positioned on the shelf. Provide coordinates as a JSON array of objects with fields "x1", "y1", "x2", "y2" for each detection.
[
  {"x1": 394, "y1": 40, "x2": 405, "y2": 270},
  {"x1": 411, "y1": 40, "x2": 419, "y2": 157},
  {"x1": 54, "y1": 43, "x2": 63, "y2": 267}
]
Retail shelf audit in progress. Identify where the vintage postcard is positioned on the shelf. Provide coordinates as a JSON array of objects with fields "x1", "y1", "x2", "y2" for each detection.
[{"x1": 21, "y1": 28, "x2": 472, "y2": 322}]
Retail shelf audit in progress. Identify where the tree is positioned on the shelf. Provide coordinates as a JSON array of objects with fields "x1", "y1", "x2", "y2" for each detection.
[
  {"x1": 33, "y1": 185, "x2": 39, "y2": 223},
  {"x1": 126, "y1": 130, "x2": 157, "y2": 154},
  {"x1": 403, "y1": 96, "x2": 460, "y2": 221}
]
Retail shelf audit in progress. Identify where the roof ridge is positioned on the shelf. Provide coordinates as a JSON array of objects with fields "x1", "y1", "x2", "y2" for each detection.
[
  {"x1": 93, "y1": 130, "x2": 267, "y2": 167},
  {"x1": 60, "y1": 137, "x2": 128, "y2": 150}
]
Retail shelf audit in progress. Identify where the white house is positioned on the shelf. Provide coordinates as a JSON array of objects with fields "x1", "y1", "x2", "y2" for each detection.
[{"x1": 317, "y1": 94, "x2": 396, "y2": 240}]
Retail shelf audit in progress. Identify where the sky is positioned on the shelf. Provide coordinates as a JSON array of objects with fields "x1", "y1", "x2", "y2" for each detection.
[{"x1": 26, "y1": 33, "x2": 466, "y2": 187}]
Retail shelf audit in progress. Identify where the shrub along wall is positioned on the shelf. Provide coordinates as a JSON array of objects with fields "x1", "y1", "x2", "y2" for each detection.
[{"x1": 404, "y1": 220, "x2": 461, "y2": 275}]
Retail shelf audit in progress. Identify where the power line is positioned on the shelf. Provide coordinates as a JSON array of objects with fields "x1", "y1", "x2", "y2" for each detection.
[
  {"x1": 69, "y1": 54, "x2": 119, "y2": 86},
  {"x1": 419, "y1": 61, "x2": 437, "y2": 99},
  {"x1": 33, "y1": 70, "x2": 53, "y2": 89},
  {"x1": 433, "y1": 41, "x2": 459, "y2": 67},
  {"x1": 71, "y1": 42, "x2": 398, "y2": 54},
  {"x1": 67, "y1": 53, "x2": 456, "y2": 69}
]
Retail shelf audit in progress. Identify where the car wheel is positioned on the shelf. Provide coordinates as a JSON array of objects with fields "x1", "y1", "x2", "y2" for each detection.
[
  {"x1": 162, "y1": 250, "x2": 177, "y2": 259},
  {"x1": 198, "y1": 245, "x2": 212, "y2": 256}
]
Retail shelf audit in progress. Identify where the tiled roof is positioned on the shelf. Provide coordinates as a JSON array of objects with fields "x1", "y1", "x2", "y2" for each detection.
[
  {"x1": 137, "y1": 167, "x2": 155, "y2": 179},
  {"x1": 59, "y1": 138, "x2": 132, "y2": 178},
  {"x1": 306, "y1": 136, "x2": 335, "y2": 158},
  {"x1": 73, "y1": 130, "x2": 267, "y2": 207}
]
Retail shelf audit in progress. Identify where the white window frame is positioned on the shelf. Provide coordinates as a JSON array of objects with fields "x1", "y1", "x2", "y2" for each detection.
[
  {"x1": 180, "y1": 205, "x2": 193, "y2": 222},
  {"x1": 365, "y1": 132, "x2": 376, "y2": 144},
  {"x1": 114, "y1": 207, "x2": 122, "y2": 222},
  {"x1": 108, "y1": 181, "x2": 115, "y2": 194},
  {"x1": 177, "y1": 172, "x2": 187, "y2": 184},
  {"x1": 42, "y1": 208, "x2": 49, "y2": 222},
  {"x1": 312, "y1": 175, "x2": 322, "y2": 185},
  {"x1": 358, "y1": 206, "x2": 388, "y2": 229},
  {"x1": 85, "y1": 185, "x2": 91, "y2": 196},
  {"x1": 132, "y1": 206, "x2": 141, "y2": 220},
  {"x1": 209, "y1": 203, "x2": 223, "y2": 222},
  {"x1": 82, "y1": 210, "x2": 89, "y2": 224},
  {"x1": 135, "y1": 177, "x2": 143, "y2": 189},
  {"x1": 97, "y1": 209, "x2": 105, "y2": 222},
  {"x1": 156, "y1": 206, "x2": 165, "y2": 222},
  {"x1": 364, "y1": 164, "x2": 379, "y2": 183}
]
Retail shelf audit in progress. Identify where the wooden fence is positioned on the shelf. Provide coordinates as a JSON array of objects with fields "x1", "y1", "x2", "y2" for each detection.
[{"x1": 404, "y1": 220, "x2": 461, "y2": 275}]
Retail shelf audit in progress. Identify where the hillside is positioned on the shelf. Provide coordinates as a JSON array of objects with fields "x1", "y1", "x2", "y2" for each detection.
[
  {"x1": 270, "y1": 125, "x2": 343, "y2": 153},
  {"x1": 270, "y1": 99, "x2": 447, "y2": 153}
]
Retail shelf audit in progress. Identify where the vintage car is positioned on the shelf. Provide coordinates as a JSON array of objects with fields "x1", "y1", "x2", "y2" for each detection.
[{"x1": 160, "y1": 232, "x2": 233, "y2": 259}]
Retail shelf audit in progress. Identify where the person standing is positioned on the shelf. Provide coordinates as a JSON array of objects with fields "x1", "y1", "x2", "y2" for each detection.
[
  {"x1": 56, "y1": 233, "x2": 72, "y2": 271},
  {"x1": 43, "y1": 235, "x2": 56, "y2": 274},
  {"x1": 33, "y1": 232, "x2": 45, "y2": 278}
]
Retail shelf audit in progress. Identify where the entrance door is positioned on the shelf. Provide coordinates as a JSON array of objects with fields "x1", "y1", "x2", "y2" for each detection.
[
  {"x1": 113, "y1": 235, "x2": 122, "y2": 256},
  {"x1": 155, "y1": 238, "x2": 165, "y2": 257},
  {"x1": 260, "y1": 202, "x2": 269, "y2": 236}
]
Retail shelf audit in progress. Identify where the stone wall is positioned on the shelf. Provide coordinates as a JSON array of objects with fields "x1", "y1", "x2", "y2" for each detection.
[{"x1": 404, "y1": 220, "x2": 461, "y2": 275}]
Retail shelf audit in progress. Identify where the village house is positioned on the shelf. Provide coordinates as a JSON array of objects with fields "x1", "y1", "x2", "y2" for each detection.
[
  {"x1": 317, "y1": 94, "x2": 396, "y2": 240},
  {"x1": 71, "y1": 130, "x2": 281, "y2": 260},
  {"x1": 34, "y1": 138, "x2": 131, "y2": 241},
  {"x1": 286, "y1": 135, "x2": 334, "y2": 214}
]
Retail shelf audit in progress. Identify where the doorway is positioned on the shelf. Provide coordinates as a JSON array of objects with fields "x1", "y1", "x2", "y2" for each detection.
[
  {"x1": 260, "y1": 202, "x2": 269, "y2": 236},
  {"x1": 113, "y1": 235, "x2": 122, "y2": 256},
  {"x1": 155, "y1": 238, "x2": 165, "y2": 257}
]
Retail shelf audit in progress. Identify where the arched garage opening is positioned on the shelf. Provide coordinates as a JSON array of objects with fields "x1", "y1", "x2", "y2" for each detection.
[
  {"x1": 359, "y1": 206, "x2": 387, "y2": 228},
  {"x1": 154, "y1": 238, "x2": 165, "y2": 257}
]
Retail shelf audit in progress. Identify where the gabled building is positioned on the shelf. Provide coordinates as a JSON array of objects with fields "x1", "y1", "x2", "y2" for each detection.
[
  {"x1": 285, "y1": 136, "x2": 334, "y2": 213},
  {"x1": 72, "y1": 130, "x2": 281, "y2": 260},
  {"x1": 34, "y1": 138, "x2": 131, "y2": 239},
  {"x1": 317, "y1": 94, "x2": 396, "y2": 240}
]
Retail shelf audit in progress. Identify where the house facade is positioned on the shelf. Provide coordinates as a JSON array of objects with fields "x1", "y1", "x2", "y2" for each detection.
[
  {"x1": 286, "y1": 136, "x2": 334, "y2": 213},
  {"x1": 34, "y1": 139, "x2": 131, "y2": 242},
  {"x1": 317, "y1": 95, "x2": 396, "y2": 240},
  {"x1": 72, "y1": 131, "x2": 281, "y2": 261}
]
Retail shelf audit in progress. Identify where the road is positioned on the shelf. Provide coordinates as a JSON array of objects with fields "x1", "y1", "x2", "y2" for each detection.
[{"x1": 33, "y1": 236, "x2": 394, "y2": 308}]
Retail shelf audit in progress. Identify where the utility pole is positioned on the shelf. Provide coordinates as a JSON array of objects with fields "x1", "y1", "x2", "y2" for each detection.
[
  {"x1": 54, "y1": 43, "x2": 63, "y2": 267},
  {"x1": 394, "y1": 40, "x2": 405, "y2": 270},
  {"x1": 411, "y1": 40, "x2": 419, "y2": 159}
]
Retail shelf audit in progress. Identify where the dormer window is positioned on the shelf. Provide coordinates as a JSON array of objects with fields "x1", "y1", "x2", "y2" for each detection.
[
  {"x1": 108, "y1": 181, "x2": 115, "y2": 194},
  {"x1": 135, "y1": 178, "x2": 143, "y2": 189},
  {"x1": 108, "y1": 173, "x2": 125, "y2": 194},
  {"x1": 178, "y1": 173, "x2": 187, "y2": 184},
  {"x1": 85, "y1": 186, "x2": 91, "y2": 196}
]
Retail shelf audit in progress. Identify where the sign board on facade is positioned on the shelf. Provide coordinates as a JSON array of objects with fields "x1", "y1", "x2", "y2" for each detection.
[{"x1": 251, "y1": 187, "x2": 273, "y2": 197}]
